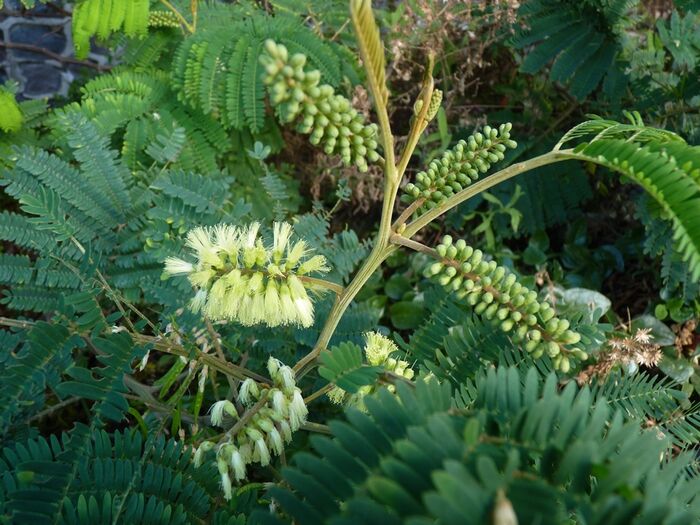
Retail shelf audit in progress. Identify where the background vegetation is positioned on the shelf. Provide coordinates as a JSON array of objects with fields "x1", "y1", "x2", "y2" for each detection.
[{"x1": 0, "y1": 0, "x2": 699, "y2": 523}]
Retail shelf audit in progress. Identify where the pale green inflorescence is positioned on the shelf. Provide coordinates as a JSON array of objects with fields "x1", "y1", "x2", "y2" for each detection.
[
  {"x1": 194, "y1": 357, "x2": 308, "y2": 499},
  {"x1": 328, "y1": 332, "x2": 415, "y2": 408},
  {"x1": 426, "y1": 235, "x2": 586, "y2": 372},
  {"x1": 260, "y1": 40, "x2": 380, "y2": 172},
  {"x1": 164, "y1": 222, "x2": 329, "y2": 327},
  {"x1": 402, "y1": 124, "x2": 518, "y2": 214}
]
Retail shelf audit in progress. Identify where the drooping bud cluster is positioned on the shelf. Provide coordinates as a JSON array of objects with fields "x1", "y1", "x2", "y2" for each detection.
[
  {"x1": 425, "y1": 236, "x2": 586, "y2": 372},
  {"x1": 328, "y1": 332, "x2": 415, "y2": 407},
  {"x1": 0, "y1": 89, "x2": 22, "y2": 133},
  {"x1": 195, "y1": 358, "x2": 308, "y2": 499},
  {"x1": 148, "y1": 10, "x2": 181, "y2": 28},
  {"x1": 164, "y1": 222, "x2": 330, "y2": 327},
  {"x1": 402, "y1": 124, "x2": 518, "y2": 214},
  {"x1": 259, "y1": 40, "x2": 380, "y2": 172}
]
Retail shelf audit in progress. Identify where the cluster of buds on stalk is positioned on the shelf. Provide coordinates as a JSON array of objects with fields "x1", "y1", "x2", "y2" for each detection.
[
  {"x1": 148, "y1": 9, "x2": 181, "y2": 28},
  {"x1": 259, "y1": 40, "x2": 380, "y2": 172},
  {"x1": 402, "y1": 124, "x2": 518, "y2": 214},
  {"x1": 412, "y1": 89, "x2": 443, "y2": 133},
  {"x1": 164, "y1": 222, "x2": 330, "y2": 327},
  {"x1": 194, "y1": 357, "x2": 308, "y2": 500},
  {"x1": 426, "y1": 235, "x2": 586, "y2": 372},
  {"x1": 328, "y1": 332, "x2": 415, "y2": 408}
]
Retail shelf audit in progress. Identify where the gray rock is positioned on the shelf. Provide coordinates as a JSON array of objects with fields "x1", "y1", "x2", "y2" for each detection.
[
  {"x1": 19, "y1": 62, "x2": 62, "y2": 97},
  {"x1": 10, "y1": 24, "x2": 67, "y2": 59}
]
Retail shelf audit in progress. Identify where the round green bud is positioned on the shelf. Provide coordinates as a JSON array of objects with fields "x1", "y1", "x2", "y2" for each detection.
[{"x1": 546, "y1": 341, "x2": 560, "y2": 357}]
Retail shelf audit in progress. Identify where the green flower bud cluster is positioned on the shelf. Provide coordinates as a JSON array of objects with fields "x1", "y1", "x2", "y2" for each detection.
[
  {"x1": 148, "y1": 10, "x2": 181, "y2": 28},
  {"x1": 402, "y1": 124, "x2": 518, "y2": 214},
  {"x1": 259, "y1": 40, "x2": 380, "y2": 172},
  {"x1": 425, "y1": 236, "x2": 586, "y2": 372},
  {"x1": 412, "y1": 89, "x2": 443, "y2": 132},
  {"x1": 196, "y1": 357, "x2": 307, "y2": 500},
  {"x1": 164, "y1": 222, "x2": 330, "y2": 327},
  {"x1": 328, "y1": 332, "x2": 415, "y2": 407}
]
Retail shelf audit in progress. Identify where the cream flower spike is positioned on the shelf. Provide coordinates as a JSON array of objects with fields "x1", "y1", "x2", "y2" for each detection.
[
  {"x1": 163, "y1": 221, "x2": 332, "y2": 327},
  {"x1": 364, "y1": 331, "x2": 399, "y2": 366}
]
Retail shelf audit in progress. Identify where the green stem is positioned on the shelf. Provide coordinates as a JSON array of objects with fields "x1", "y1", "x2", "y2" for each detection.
[
  {"x1": 295, "y1": 2, "x2": 417, "y2": 375},
  {"x1": 396, "y1": 54, "x2": 435, "y2": 180},
  {"x1": 293, "y1": 240, "x2": 397, "y2": 374}
]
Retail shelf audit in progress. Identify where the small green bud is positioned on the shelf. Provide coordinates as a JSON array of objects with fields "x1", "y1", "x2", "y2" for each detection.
[{"x1": 546, "y1": 341, "x2": 560, "y2": 357}]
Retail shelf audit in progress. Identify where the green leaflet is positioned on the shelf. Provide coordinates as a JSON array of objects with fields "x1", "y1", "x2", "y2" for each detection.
[
  {"x1": 319, "y1": 342, "x2": 384, "y2": 393},
  {"x1": 258, "y1": 367, "x2": 700, "y2": 524}
]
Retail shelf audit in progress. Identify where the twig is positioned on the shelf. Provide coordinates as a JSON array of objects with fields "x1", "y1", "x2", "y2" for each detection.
[
  {"x1": 304, "y1": 383, "x2": 335, "y2": 404},
  {"x1": 389, "y1": 233, "x2": 438, "y2": 257},
  {"x1": 392, "y1": 198, "x2": 425, "y2": 230},
  {"x1": 205, "y1": 319, "x2": 236, "y2": 395},
  {"x1": 0, "y1": 42, "x2": 111, "y2": 72},
  {"x1": 0, "y1": 316, "x2": 36, "y2": 330},
  {"x1": 26, "y1": 396, "x2": 81, "y2": 423},
  {"x1": 298, "y1": 276, "x2": 344, "y2": 295},
  {"x1": 300, "y1": 421, "x2": 331, "y2": 435},
  {"x1": 159, "y1": 0, "x2": 195, "y2": 33},
  {"x1": 225, "y1": 391, "x2": 270, "y2": 440}
]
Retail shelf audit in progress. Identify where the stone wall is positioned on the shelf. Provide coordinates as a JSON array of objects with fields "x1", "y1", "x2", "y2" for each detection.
[{"x1": 0, "y1": 1, "x2": 106, "y2": 100}]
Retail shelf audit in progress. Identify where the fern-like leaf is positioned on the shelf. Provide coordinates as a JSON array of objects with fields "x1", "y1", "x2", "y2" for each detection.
[
  {"x1": 350, "y1": 0, "x2": 389, "y2": 107},
  {"x1": 566, "y1": 138, "x2": 700, "y2": 280},
  {"x1": 319, "y1": 342, "x2": 383, "y2": 393}
]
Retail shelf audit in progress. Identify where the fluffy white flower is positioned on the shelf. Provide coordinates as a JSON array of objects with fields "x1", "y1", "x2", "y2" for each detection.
[
  {"x1": 213, "y1": 223, "x2": 239, "y2": 255},
  {"x1": 230, "y1": 448, "x2": 247, "y2": 481},
  {"x1": 297, "y1": 254, "x2": 329, "y2": 276},
  {"x1": 289, "y1": 387, "x2": 308, "y2": 431},
  {"x1": 271, "y1": 389, "x2": 288, "y2": 416},
  {"x1": 210, "y1": 400, "x2": 235, "y2": 427},
  {"x1": 242, "y1": 222, "x2": 260, "y2": 249},
  {"x1": 279, "y1": 420, "x2": 293, "y2": 443},
  {"x1": 278, "y1": 365, "x2": 296, "y2": 394},
  {"x1": 220, "y1": 471, "x2": 232, "y2": 500},
  {"x1": 164, "y1": 257, "x2": 194, "y2": 276},
  {"x1": 239, "y1": 378, "x2": 259, "y2": 406},
  {"x1": 268, "y1": 427, "x2": 284, "y2": 456},
  {"x1": 255, "y1": 437, "x2": 271, "y2": 466},
  {"x1": 295, "y1": 297, "x2": 315, "y2": 328},
  {"x1": 186, "y1": 226, "x2": 212, "y2": 254},
  {"x1": 267, "y1": 356, "x2": 282, "y2": 377},
  {"x1": 272, "y1": 222, "x2": 294, "y2": 260},
  {"x1": 189, "y1": 289, "x2": 208, "y2": 313}
]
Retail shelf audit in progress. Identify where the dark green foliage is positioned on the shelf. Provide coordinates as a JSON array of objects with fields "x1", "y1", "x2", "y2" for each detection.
[
  {"x1": 0, "y1": 428, "x2": 244, "y2": 524},
  {"x1": 500, "y1": 161, "x2": 593, "y2": 235},
  {"x1": 0, "y1": 114, "x2": 250, "y2": 318},
  {"x1": 0, "y1": 323, "x2": 79, "y2": 438},
  {"x1": 514, "y1": 0, "x2": 635, "y2": 99},
  {"x1": 255, "y1": 367, "x2": 700, "y2": 524},
  {"x1": 170, "y1": 9, "x2": 342, "y2": 133},
  {"x1": 565, "y1": 135, "x2": 700, "y2": 281},
  {"x1": 0, "y1": 2, "x2": 698, "y2": 523},
  {"x1": 56, "y1": 333, "x2": 145, "y2": 423},
  {"x1": 51, "y1": 70, "x2": 228, "y2": 174}
]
